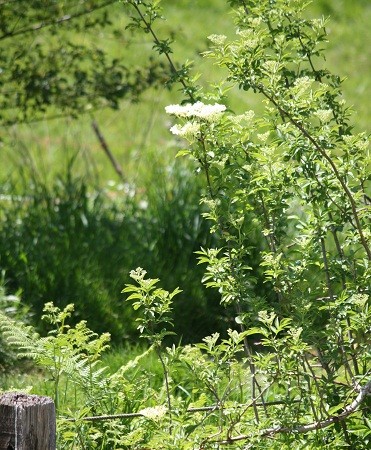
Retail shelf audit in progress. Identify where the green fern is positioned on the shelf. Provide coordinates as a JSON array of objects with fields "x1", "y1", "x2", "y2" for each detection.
[
  {"x1": 0, "y1": 311, "x2": 44, "y2": 361},
  {"x1": 0, "y1": 302, "x2": 111, "y2": 413}
]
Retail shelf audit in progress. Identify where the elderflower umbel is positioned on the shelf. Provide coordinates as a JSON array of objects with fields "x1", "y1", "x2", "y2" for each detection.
[
  {"x1": 169, "y1": 121, "x2": 200, "y2": 139},
  {"x1": 343, "y1": 133, "x2": 369, "y2": 151},
  {"x1": 228, "y1": 110, "x2": 255, "y2": 125},
  {"x1": 140, "y1": 405, "x2": 167, "y2": 420},
  {"x1": 165, "y1": 101, "x2": 226, "y2": 121},
  {"x1": 207, "y1": 34, "x2": 227, "y2": 45},
  {"x1": 129, "y1": 267, "x2": 147, "y2": 281},
  {"x1": 292, "y1": 76, "x2": 314, "y2": 97},
  {"x1": 314, "y1": 109, "x2": 332, "y2": 123}
]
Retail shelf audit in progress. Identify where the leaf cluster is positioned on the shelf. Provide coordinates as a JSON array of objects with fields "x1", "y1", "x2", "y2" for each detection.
[
  {"x1": 122, "y1": 267, "x2": 181, "y2": 342},
  {"x1": 1, "y1": 0, "x2": 370, "y2": 448},
  {"x1": 0, "y1": 0, "x2": 171, "y2": 125}
]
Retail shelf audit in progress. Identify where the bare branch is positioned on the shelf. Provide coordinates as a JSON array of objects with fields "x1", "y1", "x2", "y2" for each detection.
[
  {"x1": 65, "y1": 399, "x2": 301, "y2": 422},
  {"x1": 0, "y1": 0, "x2": 117, "y2": 42},
  {"x1": 91, "y1": 119, "x2": 125, "y2": 182},
  {"x1": 129, "y1": 2, "x2": 195, "y2": 102},
  {"x1": 217, "y1": 379, "x2": 371, "y2": 445}
]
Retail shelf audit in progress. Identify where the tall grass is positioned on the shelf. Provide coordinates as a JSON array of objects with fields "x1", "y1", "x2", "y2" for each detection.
[
  {"x1": 1, "y1": 0, "x2": 369, "y2": 183},
  {"x1": 0, "y1": 158, "x2": 228, "y2": 343},
  {"x1": 0, "y1": 0, "x2": 370, "y2": 348}
]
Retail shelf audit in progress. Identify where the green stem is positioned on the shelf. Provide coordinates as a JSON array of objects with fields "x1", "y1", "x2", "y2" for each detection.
[
  {"x1": 155, "y1": 345, "x2": 173, "y2": 430},
  {"x1": 130, "y1": 2, "x2": 195, "y2": 102},
  {"x1": 319, "y1": 236, "x2": 334, "y2": 300}
]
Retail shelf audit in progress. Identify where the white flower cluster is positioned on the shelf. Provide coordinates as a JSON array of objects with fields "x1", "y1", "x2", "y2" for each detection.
[
  {"x1": 248, "y1": 17, "x2": 263, "y2": 28},
  {"x1": 314, "y1": 109, "x2": 332, "y2": 123},
  {"x1": 257, "y1": 131, "x2": 270, "y2": 142},
  {"x1": 343, "y1": 133, "x2": 369, "y2": 151},
  {"x1": 227, "y1": 110, "x2": 255, "y2": 126},
  {"x1": 129, "y1": 267, "x2": 147, "y2": 281},
  {"x1": 236, "y1": 29, "x2": 259, "y2": 48},
  {"x1": 139, "y1": 405, "x2": 167, "y2": 420},
  {"x1": 169, "y1": 121, "x2": 200, "y2": 139},
  {"x1": 262, "y1": 60, "x2": 281, "y2": 74},
  {"x1": 165, "y1": 101, "x2": 226, "y2": 121},
  {"x1": 292, "y1": 76, "x2": 314, "y2": 97},
  {"x1": 207, "y1": 34, "x2": 227, "y2": 45}
]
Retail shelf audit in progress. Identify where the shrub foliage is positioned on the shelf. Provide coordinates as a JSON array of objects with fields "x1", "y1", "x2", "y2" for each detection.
[
  {"x1": 0, "y1": 0, "x2": 170, "y2": 125},
  {"x1": 0, "y1": 0, "x2": 370, "y2": 449}
]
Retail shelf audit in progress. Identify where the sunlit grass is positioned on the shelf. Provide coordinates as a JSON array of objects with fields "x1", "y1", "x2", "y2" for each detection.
[{"x1": 2, "y1": 0, "x2": 368, "y2": 185}]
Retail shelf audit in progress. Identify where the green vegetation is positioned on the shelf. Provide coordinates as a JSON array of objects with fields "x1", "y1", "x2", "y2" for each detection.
[
  {"x1": 0, "y1": 0, "x2": 369, "y2": 343},
  {"x1": 0, "y1": 162, "x2": 227, "y2": 343},
  {"x1": 0, "y1": 0, "x2": 370, "y2": 448},
  {"x1": 1, "y1": 0, "x2": 370, "y2": 182}
]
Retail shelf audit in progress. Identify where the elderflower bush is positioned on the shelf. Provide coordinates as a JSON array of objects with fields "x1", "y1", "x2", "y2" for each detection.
[
  {"x1": 1, "y1": 1, "x2": 370, "y2": 449},
  {"x1": 162, "y1": 0, "x2": 371, "y2": 448}
]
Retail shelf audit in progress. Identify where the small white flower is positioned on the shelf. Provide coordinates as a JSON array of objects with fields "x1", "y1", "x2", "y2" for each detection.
[
  {"x1": 169, "y1": 124, "x2": 184, "y2": 136},
  {"x1": 236, "y1": 29, "x2": 259, "y2": 48},
  {"x1": 165, "y1": 104, "x2": 192, "y2": 118},
  {"x1": 191, "y1": 101, "x2": 226, "y2": 120},
  {"x1": 249, "y1": 17, "x2": 262, "y2": 27},
  {"x1": 165, "y1": 102, "x2": 226, "y2": 121},
  {"x1": 262, "y1": 60, "x2": 281, "y2": 74},
  {"x1": 342, "y1": 133, "x2": 369, "y2": 150},
  {"x1": 292, "y1": 76, "x2": 314, "y2": 97},
  {"x1": 207, "y1": 34, "x2": 227, "y2": 45},
  {"x1": 138, "y1": 200, "x2": 148, "y2": 210},
  {"x1": 170, "y1": 121, "x2": 200, "y2": 138},
  {"x1": 140, "y1": 405, "x2": 167, "y2": 420},
  {"x1": 257, "y1": 131, "x2": 270, "y2": 142},
  {"x1": 129, "y1": 267, "x2": 147, "y2": 281},
  {"x1": 314, "y1": 109, "x2": 332, "y2": 123},
  {"x1": 244, "y1": 110, "x2": 255, "y2": 121},
  {"x1": 228, "y1": 110, "x2": 255, "y2": 125}
]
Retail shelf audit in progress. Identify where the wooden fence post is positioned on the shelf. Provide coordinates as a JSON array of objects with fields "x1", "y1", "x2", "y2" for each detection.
[{"x1": 0, "y1": 392, "x2": 56, "y2": 450}]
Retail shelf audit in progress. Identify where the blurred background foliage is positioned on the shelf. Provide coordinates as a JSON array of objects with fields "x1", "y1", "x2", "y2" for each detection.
[{"x1": 0, "y1": 0, "x2": 370, "y2": 349}]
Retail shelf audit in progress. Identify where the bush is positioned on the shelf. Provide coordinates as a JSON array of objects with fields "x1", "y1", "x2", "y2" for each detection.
[{"x1": 0, "y1": 1, "x2": 370, "y2": 448}]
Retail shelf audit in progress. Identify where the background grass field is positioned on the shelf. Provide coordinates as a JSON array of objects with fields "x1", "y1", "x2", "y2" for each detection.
[{"x1": 1, "y1": 0, "x2": 369, "y2": 185}]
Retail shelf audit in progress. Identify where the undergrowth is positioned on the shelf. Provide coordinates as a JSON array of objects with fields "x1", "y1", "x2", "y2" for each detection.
[
  {"x1": 0, "y1": 1, "x2": 370, "y2": 449},
  {"x1": 0, "y1": 160, "x2": 227, "y2": 343}
]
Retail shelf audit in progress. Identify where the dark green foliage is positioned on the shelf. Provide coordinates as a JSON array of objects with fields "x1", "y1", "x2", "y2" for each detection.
[
  {"x1": 0, "y1": 0, "x2": 370, "y2": 447},
  {"x1": 0, "y1": 0, "x2": 170, "y2": 125},
  {"x1": 0, "y1": 162, "x2": 227, "y2": 342}
]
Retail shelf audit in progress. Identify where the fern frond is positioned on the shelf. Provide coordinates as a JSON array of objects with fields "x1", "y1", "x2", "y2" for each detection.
[{"x1": 0, "y1": 312, "x2": 44, "y2": 361}]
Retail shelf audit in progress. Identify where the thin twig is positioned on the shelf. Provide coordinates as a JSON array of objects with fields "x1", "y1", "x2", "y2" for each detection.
[
  {"x1": 130, "y1": 2, "x2": 195, "y2": 102},
  {"x1": 155, "y1": 346, "x2": 173, "y2": 430},
  {"x1": 91, "y1": 119, "x2": 125, "y2": 182},
  {"x1": 64, "y1": 399, "x2": 300, "y2": 422},
  {"x1": 215, "y1": 378, "x2": 371, "y2": 444},
  {"x1": 0, "y1": 0, "x2": 117, "y2": 41}
]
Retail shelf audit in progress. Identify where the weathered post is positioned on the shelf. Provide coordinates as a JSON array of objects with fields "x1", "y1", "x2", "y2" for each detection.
[{"x1": 0, "y1": 392, "x2": 56, "y2": 450}]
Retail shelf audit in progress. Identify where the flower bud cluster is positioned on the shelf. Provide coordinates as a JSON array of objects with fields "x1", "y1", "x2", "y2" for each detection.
[
  {"x1": 139, "y1": 405, "x2": 167, "y2": 420},
  {"x1": 169, "y1": 122, "x2": 200, "y2": 139}
]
